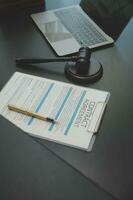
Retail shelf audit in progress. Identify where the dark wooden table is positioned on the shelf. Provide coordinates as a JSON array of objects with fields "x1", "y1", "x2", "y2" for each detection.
[{"x1": 0, "y1": 1, "x2": 133, "y2": 200}]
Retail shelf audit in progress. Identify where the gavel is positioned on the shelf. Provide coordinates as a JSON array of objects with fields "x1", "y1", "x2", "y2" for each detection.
[{"x1": 16, "y1": 47, "x2": 103, "y2": 84}]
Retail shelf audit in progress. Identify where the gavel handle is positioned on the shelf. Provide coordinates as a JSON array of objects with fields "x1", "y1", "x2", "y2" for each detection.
[
  {"x1": 16, "y1": 57, "x2": 77, "y2": 65},
  {"x1": 16, "y1": 47, "x2": 91, "y2": 66}
]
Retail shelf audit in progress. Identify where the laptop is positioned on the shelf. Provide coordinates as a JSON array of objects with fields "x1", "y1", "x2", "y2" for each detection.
[{"x1": 31, "y1": 5, "x2": 114, "y2": 56}]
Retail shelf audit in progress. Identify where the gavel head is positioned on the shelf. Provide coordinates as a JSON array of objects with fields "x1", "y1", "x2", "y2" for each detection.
[
  {"x1": 65, "y1": 46, "x2": 103, "y2": 84},
  {"x1": 76, "y1": 47, "x2": 91, "y2": 74}
]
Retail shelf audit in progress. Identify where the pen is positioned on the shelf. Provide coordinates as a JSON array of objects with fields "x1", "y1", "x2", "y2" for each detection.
[{"x1": 8, "y1": 104, "x2": 57, "y2": 124}]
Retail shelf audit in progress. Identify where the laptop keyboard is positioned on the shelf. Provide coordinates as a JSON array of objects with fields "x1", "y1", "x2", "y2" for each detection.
[{"x1": 54, "y1": 7, "x2": 107, "y2": 46}]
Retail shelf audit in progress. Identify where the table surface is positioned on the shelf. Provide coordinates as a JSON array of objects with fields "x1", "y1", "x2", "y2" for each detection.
[{"x1": 0, "y1": 1, "x2": 133, "y2": 200}]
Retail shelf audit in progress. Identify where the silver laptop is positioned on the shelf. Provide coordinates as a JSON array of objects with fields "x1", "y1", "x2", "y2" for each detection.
[{"x1": 31, "y1": 5, "x2": 114, "y2": 56}]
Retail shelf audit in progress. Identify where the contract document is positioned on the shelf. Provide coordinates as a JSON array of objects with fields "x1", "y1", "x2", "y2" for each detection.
[{"x1": 0, "y1": 72, "x2": 110, "y2": 151}]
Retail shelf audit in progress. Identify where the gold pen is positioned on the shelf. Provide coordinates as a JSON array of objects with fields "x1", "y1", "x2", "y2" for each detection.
[{"x1": 8, "y1": 104, "x2": 57, "y2": 124}]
